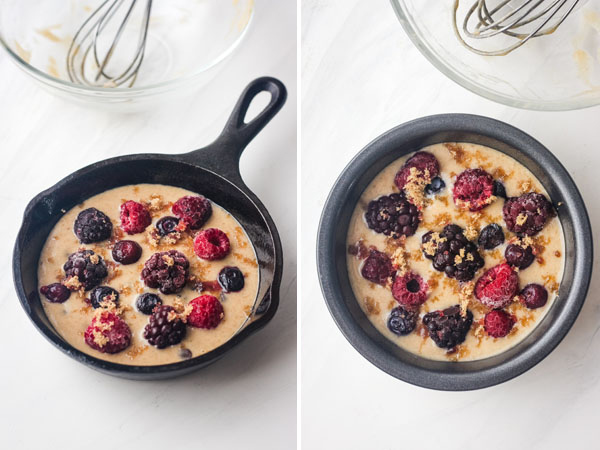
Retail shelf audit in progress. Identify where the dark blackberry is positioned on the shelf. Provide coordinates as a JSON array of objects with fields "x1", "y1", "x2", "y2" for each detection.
[
  {"x1": 141, "y1": 250, "x2": 189, "y2": 294},
  {"x1": 503, "y1": 192, "x2": 554, "y2": 236},
  {"x1": 73, "y1": 207, "x2": 113, "y2": 244},
  {"x1": 156, "y1": 216, "x2": 180, "y2": 236},
  {"x1": 112, "y1": 240, "x2": 142, "y2": 265},
  {"x1": 218, "y1": 266, "x2": 245, "y2": 292},
  {"x1": 423, "y1": 305, "x2": 473, "y2": 349},
  {"x1": 40, "y1": 283, "x2": 71, "y2": 303},
  {"x1": 493, "y1": 181, "x2": 507, "y2": 199},
  {"x1": 172, "y1": 195, "x2": 212, "y2": 229},
  {"x1": 143, "y1": 305, "x2": 187, "y2": 349},
  {"x1": 422, "y1": 224, "x2": 484, "y2": 282},
  {"x1": 505, "y1": 243, "x2": 535, "y2": 269},
  {"x1": 387, "y1": 306, "x2": 418, "y2": 336},
  {"x1": 425, "y1": 176, "x2": 446, "y2": 196},
  {"x1": 365, "y1": 193, "x2": 420, "y2": 239},
  {"x1": 360, "y1": 250, "x2": 394, "y2": 285},
  {"x1": 136, "y1": 293, "x2": 162, "y2": 315},
  {"x1": 89, "y1": 286, "x2": 119, "y2": 309},
  {"x1": 478, "y1": 223, "x2": 505, "y2": 250},
  {"x1": 394, "y1": 152, "x2": 440, "y2": 190},
  {"x1": 63, "y1": 250, "x2": 108, "y2": 291}
]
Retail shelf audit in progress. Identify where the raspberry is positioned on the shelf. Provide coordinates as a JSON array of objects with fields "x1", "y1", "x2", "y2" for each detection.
[
  {"x1": 141, "y1": 250, "x2": 189, "y2": 294},
  {"x1": 364, "y1": 193, "x2": 420, "y2": 239},
  {"x1": 392, "y1": 272, "x2": 428, "y2": 308},
  {"x1": 84, "y1": 311, "x2": 131, "y2": 354},
  {"x1": 503, "y1": 192, "x2": 554, "y2": 236},
  {"x1": 478, "y1": 223, "x2": 505, "y2": 250},
  {"x1": 484, "y1": 310, "x2": 515, "y2": 338},
  {"x1": 143, "y1": 305, "x2": 186, "y2": 349},
  {"x1": 112, "y1": 240, "x2": 142, "y2": 265},
  {"x1": 360, "y1": 250, "x2": 394, "y2": 285},
  {"x1": 505, "y1": 243, "x2": 535, "y2": 269},
  {"x1": 423, "y1": 305, "x2": 473, "y2": 349},
  {"x1": 119, "y1": 200, "x2": 151, "y2": 234},
  {"x1": 425, "y1": 176, "x2": 446, "y2": 196},
  {"x1": 422, "y1": 224, "x2": 484, "y2": 282},
  {"x1": 452, "y1": 168, "x2": 495, "y2": 211},
  {"x1": 187, "y1": 295, "x2": 224, "y2": 329},
  {"x1": 193, "y1": 228, "x2": 230, "y2": 260},
  {"x1": 474, "y1": 263, "x2": 519, "y2": 309},
  {"x1": 387, "y1": 306, "x2": 418, "y2": 336},
  {"x1": 218, "y1": 266, "x2": 245, "y2": 292},
  {"x1": 89, "y1": 286, "x2": 119, "y2": 309},
  {"x1": 394, "y1": 152, "x2": 440, "y2": 190},
  {"x1": 73, "y1": 207, "x2": 112, "y2": 243},
  {"x1": 156, "y1": 216, "x2": 180, "y2": 236},
  {"x1": 520, "y1": 283, "x2": 548, "y2": 309},
  {"x1": 136, "y1": 293, "x2": 162, "y2": 315},
  {"x1": 40, "y1": 283, "x2": 71, "y2": 303},
  {"x1": 63, "y1": 250, "x2": 108, "y2": 291},
  {"x1": 172, "y1": 195, "x2": 212, "y2": 229}
]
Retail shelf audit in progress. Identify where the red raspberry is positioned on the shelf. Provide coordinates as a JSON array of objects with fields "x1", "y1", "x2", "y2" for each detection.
[
  {"x1": 84, "y1": 311, "x2": 131, "y2": 354},
  {"x1": 391, "y1": 272, "x2": 428, "y2": 308},
  {"x1": 484, "y1": 310, "x2": 515, "y2": 338},
  {"x1": 394, "y1": 151, "x2": 440, "y2": 190},
  {"x1": 475, "y1": 263, "x2": 519, "y2": 309},
  {"x1": 503, "y1": 192, "x2": 554, "y2": 236},
  {"x1": 187, "y1": 295, "x2": 224, "y2": 329},
  {"x1": 453, "y1": 168, "x2": 495, "y2": 211},
  {"x1": 120, "y1": 200, "x2": 151, "y2": 234},
  {"x1": 172, "y1": 195, "x2": 212, "y2": 229},
  {"x1": 194, "y1": 228, "x2": 230, "y2": 260},
  {"x1": 360, "y1": 250, "x2": 394, "y2": 285}
]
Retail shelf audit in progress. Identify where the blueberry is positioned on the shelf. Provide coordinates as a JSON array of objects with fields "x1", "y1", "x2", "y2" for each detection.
[
  {"x1": 218, "y1": 266, "x2": 245, "y2": 292},
  {"x1": 89, "y1": 286, "x2": 119, "y2": 309},
  {"x1": 425, "y1": 176, "x2": 446, "y2": 195},
  {"x1": 40, "y1": 283, "x2": 71, "y2": 303},
  {"x1": 112, "y1": 240, "x2": 142, "y2": 264},
  {"x1": 505, "y1": 243, "x2": 535, "y2": 269},
  {"x1": 156, "y1": 216, "x2": 180, "y2": 236},
  {"x1": 520, "y1": 283, "x2": 548, "y2": 309},
  {"x1": 136, "y1": 293, "x2": 162, "y2": 315},
  {"x1": 478, "y1": 223, "x2": 505, "y2": 250},
  {"x1": 387, "y1": 306, "x2": 418, "y2": 336},
  {"x1": 493, "y1": 181, "x2": 507, "y2": 199}
]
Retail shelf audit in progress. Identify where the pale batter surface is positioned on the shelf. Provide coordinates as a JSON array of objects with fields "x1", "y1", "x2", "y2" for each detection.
[
  {"x1": 347, "y1": 143, "x2": 564, "y2": 362},
  {"x1": 38, "y1": 184, "x2": 258, "y2": 366}
]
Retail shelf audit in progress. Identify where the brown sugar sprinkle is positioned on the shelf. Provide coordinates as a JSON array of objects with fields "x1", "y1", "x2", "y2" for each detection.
[
  {"x1": 126, "y1": 345, "x2": 149, "y2": 360},
  {"x1": 134, "y1": 281, "x2": 144, "y2": 294},
  {"x1": 423, "y1": 212, "x2": 452, "y2": 229},
  {"x1": 233, "y1": 226, "x2": 248, "y2": 249},
  {"x1": 518, "y1": 179, "x2": 533, "y2": 193},
  {"x1": 542, "y1": 274, "x2": 560, "y2": 294},
  {"x1": 444, "y1": 143, "x2": 471, "y2": 166},
  {"x1": 92, "y1": 331, "x2": 109, "y2": 348},
  {"x1": 554, "y1": 250, "x2": 561, "y2": 257},
  {"x1": 404, "y1": 167, "x2": 431, "y2": 209},
  {"x1": 492, "y1": 167, "x2": 511, "y2": 181},
  {"x1": 146, "y1": 227, "x2": 160, "y2": 248},
  {"x1": 447, "y1": 345, "x2": 470, "y2": 361},
  {"x1": 387, "y1": 300, "x2": 396, "y2": 310},
  {"x1": 63, "y1": 276, "x2": 82, "y2": 290},
  {"x1": 244, "y1": 305, "x2": 253, "y2": 316},
  {"x1": 410, "y1": 248, "x2": 424, "y2": 262},
  {"x1": 428, "y1": 272, "x2": 441, "y2": 290},
  {"x1": 391, "y1": 247, "x2": 409, "y2": 276},
  {"x1": 89, "y1": 253, "x2": 99, "y2": 264},
  {"x1": 537, "y1": 256, "x2": 545, "y2": 266},
  {"x1": 516, "y1": 213, "x2": 528, "y2": 226},
  {"x1": 162, "y1": 254, "x2": 175, "y2": 267},
  {"x1": 464, "y1": 224, "x2": 478, "y2": 241},
  {"x1": 438, "y1": 195, "x2": 449, "y2": 207},
  {"x1": 363, "y1": 296, "x2": 380, "y2": 315},
  {"x1": 233, "y1": 252, "x2": 259, "y2": 268}
]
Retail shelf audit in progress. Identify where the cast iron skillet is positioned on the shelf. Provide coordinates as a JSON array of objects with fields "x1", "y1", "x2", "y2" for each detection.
[
  {"x1": 317, "y1": 114, "x2": 592, "y2": 391},
  {"x1": 13, "y1": 76, "x2": 287, "y2": 380}
]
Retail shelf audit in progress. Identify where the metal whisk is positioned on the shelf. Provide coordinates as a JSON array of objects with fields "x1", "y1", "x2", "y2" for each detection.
[
  {"x1": 67, "y1": 0, "x2": 152, "y2": 88},
  {"x1": 453, "y1": 0, "x2": 581, "y2": 56}
]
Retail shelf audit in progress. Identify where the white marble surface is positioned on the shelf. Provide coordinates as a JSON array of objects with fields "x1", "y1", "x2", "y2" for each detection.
[
  {"x1": 0, "y1": 1, "x2": 296, "y2": 448},
  {"x1": 301, "y1": 1, "x2": 600, "y2": 449}
]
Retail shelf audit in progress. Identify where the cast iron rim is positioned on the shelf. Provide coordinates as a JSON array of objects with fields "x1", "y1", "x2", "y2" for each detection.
[{"x1": 317, "y1": 113, "x2": 593, "y2": 390}]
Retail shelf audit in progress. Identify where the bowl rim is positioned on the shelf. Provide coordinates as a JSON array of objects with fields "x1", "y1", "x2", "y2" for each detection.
[
  {"x1": 0, "y1": 1, "x2": 254, "y2": 95},
  {"x1": 317, "y1": 113, "x2": 593, "y2": 390},
  {"x1": 389, "y1": 0, "x2": 600, "y2": 112}
]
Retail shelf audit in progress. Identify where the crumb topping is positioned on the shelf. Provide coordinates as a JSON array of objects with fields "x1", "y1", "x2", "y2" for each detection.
[
  {"x1": 63, "y1": 276, "x2": 82, "y2": 290},
  {"x1": 404, "y1": 167, "x2": 431, "y2": 208},
  {"x1": 516, "y1": 213, "x2": 528, "y2": 226},
  {"x1": 391, "y1": 247, "x2": 409, "y2": 276}
]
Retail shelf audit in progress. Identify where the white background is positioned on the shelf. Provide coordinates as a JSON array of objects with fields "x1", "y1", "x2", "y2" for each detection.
[
  {"x1": 0, "y1": 0, "x2": 296, "y2": 448},
  {"x1": 302, "y1": 1, "x2": 600, "y2": 449}
]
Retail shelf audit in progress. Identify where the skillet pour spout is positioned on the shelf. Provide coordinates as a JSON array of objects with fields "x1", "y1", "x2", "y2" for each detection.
[{"x1": 13, "y1": 77, "x2": 287, "y2": 379}]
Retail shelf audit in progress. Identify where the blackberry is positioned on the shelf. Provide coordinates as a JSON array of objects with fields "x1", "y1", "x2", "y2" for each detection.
[
  {"x1": 143, "y1": 305, "x2": 187, "y2": 349},
  {"x1": 63, "y1": 250, "x2": 108, "y2": 291},
  {"x1": 505, "y1": 243, "x2": 535, "y2": 269},
  {"x1": 422, "y1": 224, "x2": 484, "y2": 282},
  {"x1": 156, "y1": 216, "x2": 180, "y2": 236},
  {"x1": 136, "y1": 293, "x2": 162, "y2": 315},
  {"x1": 141, "y1": 250, "x2": 189, "y2": 294},
  {"x1": 394, "y1": 152, "x2": 440, "y2": 190},
  {"x1": 387, "y1": 306, "x2": 418, "y2": 336},
  {"x1": 73, "y1": 207, "x2": 113, "y2": 244},
  {"x1": 365, "y1": 193, "x2": 420, "y2": 239},
  {"x1": 423, "y1": 305, "x2": 473, "y2": 349},
  {"x1": 478, "y1": 223, "x2": 505, "y2": 250},
  {"x1": 503, "y1": 192, "x2": 554, "y2": 236},
  {"x1": 172, "y1": 195, "x2": 212, "y2": 229},
  {"x1": 425, "y1": 176, "x2": 446, "y2": 196},
  {"x1": 360, "y1": 250, "x2": 393, "y2": 285},
  {"x1": 89, "y1": 286, "x2": 119, "y2": 309},
  {"x1": 218, "y1": 266, "x2": 245, "y2": 292}
]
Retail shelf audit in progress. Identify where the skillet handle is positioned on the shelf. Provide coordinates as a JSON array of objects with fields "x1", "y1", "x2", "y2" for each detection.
[{"x1": 182, "y1": 77, "x2": 287, "y2": 180}]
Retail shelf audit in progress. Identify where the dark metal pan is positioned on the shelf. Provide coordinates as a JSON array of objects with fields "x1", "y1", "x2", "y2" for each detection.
[
  {"x1": 317, "y1": 114, "x2": 592, "y2": 391},
  {"x1": 13, "y1": 76, "x2": 287, "y2": 380}
]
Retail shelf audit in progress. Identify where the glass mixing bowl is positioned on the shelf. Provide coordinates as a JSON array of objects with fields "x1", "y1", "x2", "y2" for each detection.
[
  {"x1": 390, "y1": 0, "x2": 600, "y2": 110},
  {"x1": 0, "y1": 0, "x2": 254, "y2": 106}
]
